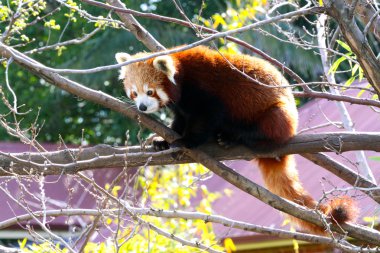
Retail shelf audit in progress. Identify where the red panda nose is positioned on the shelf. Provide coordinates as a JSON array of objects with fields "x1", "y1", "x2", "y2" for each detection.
[{"x1": 138, "y1": 104, "x2": 147, "y2": 111}]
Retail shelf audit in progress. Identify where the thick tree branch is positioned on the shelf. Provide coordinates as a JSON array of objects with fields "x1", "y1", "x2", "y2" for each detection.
[
  {"x1": 323, "y1": 0, "x2": 380, "y2": 95},
  {"x1": 81, "y1": 0, "x2": 306, "y2": 84},
  {"x1": 1, "y1": 41, "x2": 380, "y2": 245},
  {"x1": 302, "y1": 153, "x2": 380, "y2": 204},
  {"x1": 345, "y1": 0, "x2": 380, "y2": 42},
  {"x1": 2, "y1": 132, "x2": 379, "y2": 205},
  {"x1": 1, "y1": 132, "x2": 379, "y2": 175},
  {"x1": 105, "y1": 0, "x2": 164, "y2": 51}
]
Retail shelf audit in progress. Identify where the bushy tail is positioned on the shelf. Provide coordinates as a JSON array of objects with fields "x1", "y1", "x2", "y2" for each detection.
[{"x1": 257, "y1": 155, "x2": 358, "y2": 235}]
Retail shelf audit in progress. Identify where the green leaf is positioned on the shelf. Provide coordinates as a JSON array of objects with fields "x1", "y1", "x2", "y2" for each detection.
[
  {"x1": 352, "y1": 64, "x2": 359, "y2": 76},
  {"x1": 336, "y1": 40, "x2": 352, "y2": 52},
  {"x1": 356, "y1": 83, "x2": 371, "y2": 98},
  {"x1": 359, "y1": 67, "x2": 364, "y2": 81},
  {"x1": 346, "y1": 53, "x2": 353, "y2": 68},
  {"x1": 345, "y1": 76, "x2": 356, "y2": 87},
  {"x1": 329, "y1": 56, "x2": 346, "y2": 74},
  {"x1": 357, "y1": 89, "x2": 366, "y2": 98}
]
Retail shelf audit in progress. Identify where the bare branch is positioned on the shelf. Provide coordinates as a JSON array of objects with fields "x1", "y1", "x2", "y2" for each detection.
[
  {"x1": 317, "y1": 13, "x2": 374, "y2": 182},
  {"x1": 0, "y1": 208, "x2": 374, "y2": 253},
  {"x1": 363, "y1": 9, "x2": 380, "y2": 39},
  {"x1": 25, "y1": 28, "x2": 101, "y2": 54},
  {"x1": 294, "y1": 89, "x2": 380, "y2": 108},
  {"x1": 1, "y1": 32, "x2": 380, "y2": 245},
  {"x1": 302, "y1": 153, "x2": 380, "y2": 204},
  {"x1": 105, "y1": 0, "x2": 164, "y2": 51},
  {"x1": 0, "y1": 6, "x2": 324, "y2": 75},
  {"x1": 323, "y1": 0, "x2": 380, "y2": 95},
  {"x1": 346, "y1": 0, "x2": 380, "y2": 42},
  {"x1": 80, "y1": 0, "x2": 312, "y2": 84}
]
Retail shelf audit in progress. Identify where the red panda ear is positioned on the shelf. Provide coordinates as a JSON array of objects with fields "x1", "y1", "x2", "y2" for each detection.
[
  {"x1": 115, "y1": 52, "x2": 130, "y2": 64},
  {"x1": 115, "y1": 53, "x2": 130, "y2": 79},
  {"x1": 153, "y1": 55, "x2": 177, "y2": 85}
]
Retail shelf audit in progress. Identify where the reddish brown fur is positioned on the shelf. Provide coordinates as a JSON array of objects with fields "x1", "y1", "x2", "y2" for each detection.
[
  {"x1": 119, "y1": 46, "x2": 358, "y2": 234},
  {"x1": 258, "y1": 156, "x2": 358, "y2": 234},
  {"x1": 170, "y1": 47, "x2": 293, "y2": 123}
]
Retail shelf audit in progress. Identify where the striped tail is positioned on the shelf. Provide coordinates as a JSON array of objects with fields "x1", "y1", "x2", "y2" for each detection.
[{"x1": 257, "y1": 155, "x2": 358, "y2": 235}]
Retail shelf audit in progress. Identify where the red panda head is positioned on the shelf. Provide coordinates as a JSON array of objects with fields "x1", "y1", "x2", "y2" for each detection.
[{"x1": 115, "y1": 52, "x2": 177, "y2": 114}]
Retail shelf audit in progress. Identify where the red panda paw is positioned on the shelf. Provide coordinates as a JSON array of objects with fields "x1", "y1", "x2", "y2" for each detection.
[
  {"x1": 152, "y1": 136, "x2": 170, "y2": 151},
  {"x1": 216, "y1": 133, "x2": 235, "y2": 149},
  {"x1": 327, "y1": 196, "x2": 359, "y2": 224}
]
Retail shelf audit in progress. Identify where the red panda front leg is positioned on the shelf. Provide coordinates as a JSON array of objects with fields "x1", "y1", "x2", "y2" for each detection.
[
  {"x1": 153, "y1": 111, "x2": 187, "y2": 151},
  {"x1": 171, "y1": 114, "x2": 212, "y2": 149}
]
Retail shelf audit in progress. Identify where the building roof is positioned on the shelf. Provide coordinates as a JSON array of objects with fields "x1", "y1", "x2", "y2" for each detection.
[
  {"x1": 0, "y1": 89, "x2": 379, "y2": 242},
  {"x1": 209, "y1": 93, "x2": 380, "y2": 238}
]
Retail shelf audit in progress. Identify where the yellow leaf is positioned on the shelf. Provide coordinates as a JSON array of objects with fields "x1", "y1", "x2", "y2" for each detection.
[
  {"x1": 319, "y1": 0, "x2": 323, "y2": 6},
  {"x1": 281, "y1": 218, "x2": 291, "y2": 226},
  {"x1": 363, "y1": 216, "x2": 378, "y2": 223},
  {"x1": 224, "y1": 238, "x2": 237, "y2": 253},
  {"x1": 224, "y1": 188, "x2": 233, "y2": 197},
  {"x1": 292, "y1": 238, "x2": 300, "y2": 253},
  {"x1": 356, "y1": 83, "x2": 371, "y2": 98},
  {"x1": 18, "y1": 238, "x2": 27, "y2": 249},
  {"x1": 200, "y1": 184, "x2": 209, "y2": 195},
  {"x1": 112, "y1": 185, "x2": 121, "y2": 196}
]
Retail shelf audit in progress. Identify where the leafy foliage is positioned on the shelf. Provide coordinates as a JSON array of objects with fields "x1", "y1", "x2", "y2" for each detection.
[
  {"x1": 1, "y1": 0, "x2": 322, "y2": 145},
  {"x1": 0, "y1": 0, "x2": 226, "y2": 145},
  {"x1": 17, "y1": 164, "x2": 228, "y2": 252}
]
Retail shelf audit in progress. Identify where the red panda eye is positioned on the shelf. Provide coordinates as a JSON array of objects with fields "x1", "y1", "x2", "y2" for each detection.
[
  {"x1": 147, "y1": 90, "x2": 153, "y2": 96},
  {"x1": 132, "y1": 91, "x2": 138, "y2": 97}
]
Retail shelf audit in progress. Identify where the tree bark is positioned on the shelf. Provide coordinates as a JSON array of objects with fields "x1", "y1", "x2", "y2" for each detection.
[{"x1": 324, "y1": 0, "x2": 380, "y2": 95}]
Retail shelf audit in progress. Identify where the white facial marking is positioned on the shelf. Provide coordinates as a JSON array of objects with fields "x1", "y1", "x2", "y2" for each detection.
[
  {"x1": 126, "y1": 88, "x2": 131, "y2": 98},
  {"x1": 135, "y1": 94, "x2": 159, "y2": 113},
  {"x1": 143, "y1": 84, "x2": 148, "y2": 93},
  {"x1": 118, "y1": 68, "x2": 126, "y2": 80},
  {"x1": 115, "y1": 52, "x2": 130, "y2": 80},
  {"x1": 156, "y1": 88, "x2": 169, "y2": 105}
]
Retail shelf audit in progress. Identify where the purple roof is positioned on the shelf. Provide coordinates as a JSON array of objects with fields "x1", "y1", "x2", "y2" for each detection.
[
  {"x1": 209, "y1": 94, "x2": 380, "y2": 237},
  {"x1": 0, "y1": 89, "x2": 379, "y2": 239}
]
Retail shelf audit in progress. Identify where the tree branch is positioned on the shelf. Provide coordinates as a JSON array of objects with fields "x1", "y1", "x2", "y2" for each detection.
[
  {"x1": 0, "y1": 208, "x2": 374, "y2": 253},
  {"x1": 1, "y1": 132, "x2": 379, "y2": 175},
  {"x1": 105, "y1": 0, "x2": 164, "y2": 51},
  {"x1": 323, "y1": 0, "x2": 380, "y2": 95},
  {"x1": 81, "y1": 0, "x2": 307, "y2": 84},
  {"x1": 345, "y1": 0, "x2": 380, "y2": 42},
  {"x1": 294, "y1": 90, "x2": 380, "y2": 108},
  {"x1": 1, "y1": 38, "x2": 380, "y2": 246},
  {"x1": 302, "y1": 153, "x2": 380, "y2": 204}
]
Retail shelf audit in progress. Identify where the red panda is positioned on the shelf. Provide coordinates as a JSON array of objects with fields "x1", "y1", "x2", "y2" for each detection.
[{"x1": 115, "y1": 45, "x2": 358, "y2": 234}]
